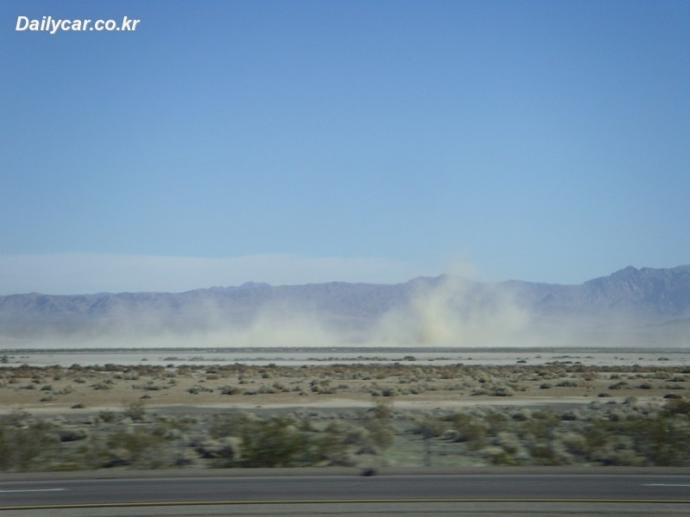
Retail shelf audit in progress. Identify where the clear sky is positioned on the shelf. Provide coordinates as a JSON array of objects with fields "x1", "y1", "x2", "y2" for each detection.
[{"x1": 1, "y1": 0, "x2": 689, "y2": 293}]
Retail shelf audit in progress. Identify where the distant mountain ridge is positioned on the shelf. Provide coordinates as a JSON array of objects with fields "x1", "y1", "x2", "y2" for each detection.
[
  {"x1": 507, "y1": 265, "x2": 690, "y2": 322},
  {"x1": 1, "y1": 265, "x2": 690, "y2": 347}
]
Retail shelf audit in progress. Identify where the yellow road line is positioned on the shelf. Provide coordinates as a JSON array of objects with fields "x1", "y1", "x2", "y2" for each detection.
[{"x1": 2, "y1": 498, "x2": 690, "y2": 510}]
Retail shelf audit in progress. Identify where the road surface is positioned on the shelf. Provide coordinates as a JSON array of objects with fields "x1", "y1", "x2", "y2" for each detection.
[{"x1": 1, "y1": 471, "x2": 689, "y2": 515}]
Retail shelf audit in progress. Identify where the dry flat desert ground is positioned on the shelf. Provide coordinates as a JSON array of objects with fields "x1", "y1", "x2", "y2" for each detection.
[{"x1": 1, "y1": 348, "x2": 690, "y2": 471}]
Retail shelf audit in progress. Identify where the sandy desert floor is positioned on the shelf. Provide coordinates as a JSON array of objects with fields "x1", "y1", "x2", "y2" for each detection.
[
  {"x1": 2, "y1": 351, "x2": 690, "y2": 472},
  {"x1": 1, "y1": 360, "x2": 689, "y2": 412}
]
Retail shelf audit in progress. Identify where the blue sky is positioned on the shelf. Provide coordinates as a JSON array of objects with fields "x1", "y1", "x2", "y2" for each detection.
[{"x1": 1, "y1": 0, "x2": 689, "y2": 292}]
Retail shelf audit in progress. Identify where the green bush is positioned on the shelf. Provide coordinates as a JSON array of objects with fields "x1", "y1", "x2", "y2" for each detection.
[
  {"x1": 123, "y1": 401, "x2": 146, "y2": 421},
  {"x1": 0, "y1": 417, "x2": 58, "y2": 471},
  {"x1": 446, "y1": 413, "x2": 488, "y2": 448},
  {"x1": 239, "y1": 417, "x2": 310, "y2": 467}
]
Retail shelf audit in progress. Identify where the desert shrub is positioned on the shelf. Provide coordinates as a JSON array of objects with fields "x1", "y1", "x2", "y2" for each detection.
[
  {"x1": 98, "y1": 411, "x2": 117, "y2": 423},
  {"x1": 580, "y1": 409, "x2": 690, "y2": 466},
  {"x1": 311, "y1": 424, "x2": 356, "y2": 466},
  {"x1": 492, "y1": 386, "x2": 513, "y2": 397},
  {"x1": 484, "y1": 411, "x2": 510, "y2": 434},
  {"x1": 99, "y1": 429, "x2": 170, "y2": 468},
  {"x1": 209, "y1": 413, "x2": 255, "y2": 439},
  {"x1": 360, "y1": 400, "x2": 395, "y2": 451},
  {"x1": 199, "y1": 437, "x2": 242, "y2": 467},
  {"x1": 123, "y1": 401, "x2": 146, "y2": 421},
  {"x1": 219, "y1": 385, "x2": 240, "y2": 395},
  {"x1": 363, "y1": 418, "x2": 394, "y2": 450},
  {"x1": 187, "y1": 385, "x2": 212, "y2": 395},
  {"x1": 664, "y1": 398, "x2": 690, "y2": 416},
  {"x1": 519, "y1": 410, "x2": 559, "y2": 441},
  {"x1": 529, "y1": 443, "x2": 568, "y2": 465},
  {"x1": 272, "y1": 382, "x2": 289, "y2": 392},
  {"x1": 371, "y1": 400, "x2": 393, "y2": 420},
  {"x1": 0, "y1": 417, "x2": 58, "y2": 471},
  {"x1": 239, "y1": 417, "x2": 310, "y2": 467},
  {"x1": 411, "y1": 418, "x2": 447, "y2": 438},
  {"x1": 446, "y1": 413, "x2": 488, "y2": 448},
  {"x1": 608, "y1": 381, "x2": 628, "y2": 390}
]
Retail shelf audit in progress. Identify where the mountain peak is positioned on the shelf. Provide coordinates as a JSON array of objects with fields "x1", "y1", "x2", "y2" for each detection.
[
  {"x1": 611, "y1": 265, "x2": 639, "y2": 278},
  {"x1": 239, "y1": 281, "x2": 271, "y2": 289}
]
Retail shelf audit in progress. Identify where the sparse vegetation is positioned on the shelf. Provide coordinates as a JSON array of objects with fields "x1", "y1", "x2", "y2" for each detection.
[{"x1": 1, "y1": 359, "x2": 690, "y2": 472}]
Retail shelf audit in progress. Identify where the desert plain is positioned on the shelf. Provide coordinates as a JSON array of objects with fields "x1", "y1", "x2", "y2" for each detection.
[{"x1": 1, "y1": 348, "x2": 689, "y2": 472}]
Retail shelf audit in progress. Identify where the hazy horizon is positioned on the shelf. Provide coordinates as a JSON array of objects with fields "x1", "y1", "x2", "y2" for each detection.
[{"x1": 0, "y1": 257, "x2": 686, "y2": 296}]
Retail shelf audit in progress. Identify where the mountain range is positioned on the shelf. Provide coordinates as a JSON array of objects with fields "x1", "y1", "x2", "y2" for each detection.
[{"x1": 1, "y1": 265, "x2": 689, "y2": 348}]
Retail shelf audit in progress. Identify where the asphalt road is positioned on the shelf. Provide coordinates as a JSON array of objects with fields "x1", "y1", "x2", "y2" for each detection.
[{"x1": 1, "y1": 472, "x2": 690, "y2": 512}]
